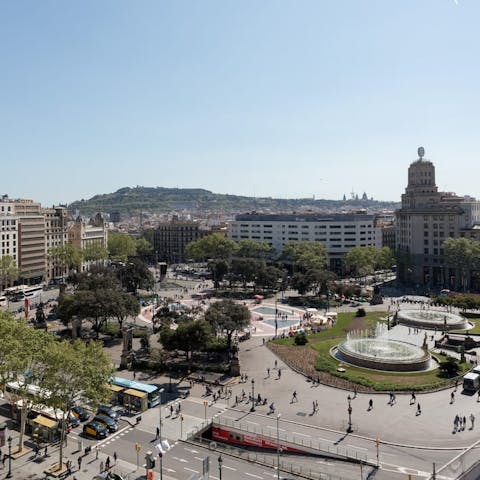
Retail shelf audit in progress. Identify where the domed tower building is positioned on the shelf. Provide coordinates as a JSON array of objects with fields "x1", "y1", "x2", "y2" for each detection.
[{"x1": 396, "y1": 148, "x2": 480, "y2": 291}]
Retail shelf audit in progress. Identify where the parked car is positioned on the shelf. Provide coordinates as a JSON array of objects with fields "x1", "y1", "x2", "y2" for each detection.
[
  {"x1": 93, "y1": 414, "x2": 118, "y2": 433},
  {"x1": 96, "y1": 405, "x2": 120, "y2": 421},
  {"x1": 72, "y1": 405, "x2": 90, "y2": 422},
  {"x1": 83, "y1": 421, "x2": 108, "y2": 439},
  {"x1": 68, "y1": 414, "x2": 81, "y2": 428}
]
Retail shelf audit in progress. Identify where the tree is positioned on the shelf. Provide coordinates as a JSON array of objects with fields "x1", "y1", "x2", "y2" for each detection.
[
  {"x1": 375, "y1": 247, "x2": 396, "y2": 271},
  {"x1": 109, "y1": 291, "x2": 140, "y2": 331},
  {"x1": 345, "y1": 246, "x2": 377, "y2": 278},
  {"x1": 282, "y1": 241, "x2": 327, "y2": 272},
  {"x1": 159, "y1": 320, "x2": 212, "y2": 361},
  {"x1": 0, "y1": 255, "x2": 19, "y2": 291},
  {"x1": 41, "y1": 340, "x2": 114, "y2": 470},
  {"x1": 236, "y1": 239, "x2": 272, "y2": 259},
  {"x1": 186, "y1": 234, "x2": 237, "y2": 288},
  {"x1": 256, "y1": 265, "x2": 284, "y2": 290},
  {"x1": 205, "y1": 300, "x2": 251, "y2": 355},
  {"x1": 48, "y1": 245, "x2": 83, "y2": 276},
  {"x1": 136, "y1": 237, "x2": 154, "y2": 262},
  {"x1": 108, "y1": 232, "x2": 137, "y2": 262},
  {"x1": 230, "y1": 258, "x2": 262, "y2": 289},
  {"x1": 444, "y1": 238, "x2": 480, "y2": 291},
  {"x1": 116, "y1": 258, "x2": 154, "y2": 294},
  {"x1": 83, "y1": 242, "x2": 109, "y2": 265}
]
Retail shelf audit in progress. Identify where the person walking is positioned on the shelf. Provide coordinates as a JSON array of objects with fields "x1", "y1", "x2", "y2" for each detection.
[
  {"x1": 291, "y1": 391, "x2": 297, "y2": 403},
  {"x1": 451, "y1": 391, "x2": 455, "y2": 404},
  {"x1": 368, "y1": 398, "x2": 373, "y2": 411},
  {"x1": 417, "y1": 403, "x2": 421, "y2": 415},
  {"x1": 114, "y1": 451, "x2": 118, "y2": 464},
  {"x1": 267, "y1": 368, "x2": 270, "y2": 378},
  {"x1": 105, "y1": 456, "x2": 111, "y2": 470},
  {"x1": 100, "y1": 461, "x2": 104, "y2": 473},
  {"x1": 77, "y1": 456, "x2": 82, "y2": 471},
  {"x1": 470, "y1": 413, "x2": 475, "y2": 430},
  {"x1": 156, "y1": 426, "x2": 160, "y2": 439},
  {"x1": 410, "y1": 392, "x2": 416, "y2": 404},
  {"x1": 277, "y1": 368, "x2": 282, "y2": 379},
  {"x1": 463, "y1": 416, "x2": 467, "y2": 431},
  {"x1": 274, "y1": 359, "x2": 278, "y2": 369},
  {"x1": 44, "y1": 446, "x2": 48, "y2": 457}
]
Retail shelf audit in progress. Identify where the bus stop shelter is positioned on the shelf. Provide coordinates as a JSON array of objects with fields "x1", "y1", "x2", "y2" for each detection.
[{"x1": 123, "y1": 388, "x2": 148, "y2": 412}]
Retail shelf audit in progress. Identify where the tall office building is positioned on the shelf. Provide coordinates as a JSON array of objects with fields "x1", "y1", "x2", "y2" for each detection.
[
  {"x1": 229, "y1": 212, "x2": 381, "y2": 272},
  {"x1": 396, "y1": 148, "x2": 480, "y2": 290},
  {"x1": 44, "y1": 206, "x2": 69, "y2": 282}
]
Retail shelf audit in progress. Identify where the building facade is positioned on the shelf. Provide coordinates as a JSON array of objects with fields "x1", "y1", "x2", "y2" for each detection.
[
  {"x1": 395, "y1": 148, "x2": 480, "y2": 290},
  {"x1": 152, "y1": 219, "x2": 204, "y2": 264},
  {"x1": 68, "y1": 213, "x2": 108, "y2": 272},
  {"x1": 44, "y1": 206, "x2": 69, "y2": 282},
  {"x1": 0, "y1": 201, "x2": 19, "y2": 288},
  {"x1": 229, "y1": 212, "x2": 381, "y2": 272}
]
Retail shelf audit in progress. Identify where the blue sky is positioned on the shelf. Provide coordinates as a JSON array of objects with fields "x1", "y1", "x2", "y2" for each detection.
[{"x1": 1, "y1": 0, "x2": 479, "y2": 206}]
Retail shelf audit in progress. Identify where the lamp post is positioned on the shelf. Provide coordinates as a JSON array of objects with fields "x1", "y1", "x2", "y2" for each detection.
[
  {"x1": 6, "y1": 435, "x2": 12, "y2": 478},
  {"x1": 276, "y1": 414, "x2": 281, "y2": 480},
  {"x1": 159, "y1": 388, "x2": 165, "y2": 443},
  {"x1": 218, "y1": 455, "x2": 223, "y2": 480},
  {"x1": 250, "y1": 379, "x2": 255, "y2": 412},
  {"x1": 347, "y1": 394, "x2": 353, "y2": 433}
]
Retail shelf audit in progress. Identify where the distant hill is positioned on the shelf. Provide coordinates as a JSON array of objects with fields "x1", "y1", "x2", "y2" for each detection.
[{"x1": 68, "y1": 186, "x2": 399, "y2": 216}]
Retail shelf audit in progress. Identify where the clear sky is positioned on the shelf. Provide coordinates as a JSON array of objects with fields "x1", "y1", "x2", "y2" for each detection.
[{"x1": 1, "y1": 0, "x2": 479, "y2": 206}]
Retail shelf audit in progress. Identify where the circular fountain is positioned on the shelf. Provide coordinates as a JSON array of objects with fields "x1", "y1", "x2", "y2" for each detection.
[
  {"x1": 396, "y1": 310, "x2": 469, "y2": 331},
  {"x1": 334, "y1": 338, "x2": 431, "y2": 372},
  {"x1": 331, "y1": 323, "x2": 432, "y2": 372}
]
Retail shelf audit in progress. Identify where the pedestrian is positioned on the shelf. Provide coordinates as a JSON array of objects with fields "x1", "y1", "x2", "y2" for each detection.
[
  {"x1": 417, "y1": 403, "x2": 421, "y2": 415},
  {"x1": 100, "y1": 461, "x2": 104, "y2": 473},
  {"x1": 274, "y1": 359, "x2": 278, "y2": 369},
  {"x1": 114, "y1": 451, "x2": 118, "y2": 464},
  {"x1": 451, "y1": 391, "x2": 455, "y2": 404},
  {"x1": 315, "y1": 400, "x2": 319, "y2": 412},
  {"x1": 471, "y1": 413, "x2": 475, "y2": 429},
  {"x1": 96, "y1": 447, "x2": 99, "y2": 460},
  {"x1": 291, "y1": 391, "x2": 297, "y2": 403},
  {"x1": 133, "y1": 370, "x2": 136, "y2": 379},
  {"x1": 410, "y1": 392, "x2": 416, "y2": 404},
  {"x1": 2, "y1": 453, "x2": 5, "y2": 468},
  {"x1": 170, "y1": 405, "x2": 174, "y2": 416},
  {"x1": 66, "y1": 460, "x2": 72, "y2": 475},
  {"x1": 44, "y1": 446, "x2": 48, "y2": 457},
  {"x1": 463, "y1": 416, "x2": 467, "y2": 431},
  {"x1": 105, "y1": 456, "x2": 111, "y2": 470},
  {"x1": 34, "y1": 444, "x2": 39, "y2": 457},
  {"x1": 278, "y1": 368, "x2": 282, "y2": 379},
  {"x1": 368, "y1": 398, "x2": 373, "y2": 411},
  {"x1": 267, "y1": 368, "x2": 270, "y2": 378},
  {"x1": 156, "y1": 426, "x2": 160, "y2": 439},
  {"x1": 78, "y1": 456, "x2": 82, "y2": 470}
]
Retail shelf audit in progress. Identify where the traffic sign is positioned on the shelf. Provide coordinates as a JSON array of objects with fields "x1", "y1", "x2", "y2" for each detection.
[{"x1": 135, "y1": 443, "x2": 141, "y2": 452}]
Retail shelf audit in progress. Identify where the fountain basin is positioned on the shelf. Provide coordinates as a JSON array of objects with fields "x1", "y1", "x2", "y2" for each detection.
[
  {"x1": 333, "y1": 338, "x2": 431, "y2": 372},
  {"x1": 396, "y1": 310, "x2": 469, "y2": 331}
]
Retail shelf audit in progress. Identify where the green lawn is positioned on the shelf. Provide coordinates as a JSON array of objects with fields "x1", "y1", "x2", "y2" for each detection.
[{"x1": 272, "y1": 311, "x2": 469, "y2": 391}]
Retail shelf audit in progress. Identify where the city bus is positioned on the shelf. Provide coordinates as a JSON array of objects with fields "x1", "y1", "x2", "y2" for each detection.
[
  {"x1": 110, "y1": 377, "x2": 160, "y2": 408},
  {"x1": 4, "y1": 284, "x2": 44, "y2": 301}
]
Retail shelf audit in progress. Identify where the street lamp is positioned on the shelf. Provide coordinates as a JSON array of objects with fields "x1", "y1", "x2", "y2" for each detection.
[
  {"x1": 276, "y1": 414, "x2": 281, "y2": 480},
  {"x1": 250, "y1": 379, "x2": 255, "y2": 412},
  {"x1": 6, "y1": 435, "x2": 12, "y2": 478},
  {"x1": 218, "y1": 455, "x2": 223, "y2": 480},
  {"x1": 159, "y1": 388, "x2": 165, "y2": 443},
  {"x1": 347, "y1": 394, "x2": 353, "y2": 433}
]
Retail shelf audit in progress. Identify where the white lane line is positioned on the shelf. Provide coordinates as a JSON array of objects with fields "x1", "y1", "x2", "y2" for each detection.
[
  {"x1": 245, "y1": 473, "x2": 263, "y2": 479},
  {"x1": 266, "y1": 426, "x2": 286, "y2": 432},
  {"x1": 292, "y1": 431, "x2": 310, "y2": 437},
  {"x1": 194, "y1": 456, "x2": 203, "y2": 461},
  {"x1": 184, "y1": 467, "x2": 199, "y2": 473},
  {"x1": 224, "y1": 466, "x2": 237, "y2": 471},
  {"x1": 184, "y1": 448, "x2": 199, "y2": 453},
  {"x1": 172, "y1": 456, "x2": 188, "y2": 463},
  {"x1": 346, "y1": 444, "x2": 368, "y2": 450}
]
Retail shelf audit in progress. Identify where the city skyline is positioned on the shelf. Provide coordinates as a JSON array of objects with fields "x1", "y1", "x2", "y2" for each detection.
[{"x1": 2, "y1": 1, "x2": 480, "y2": 206}]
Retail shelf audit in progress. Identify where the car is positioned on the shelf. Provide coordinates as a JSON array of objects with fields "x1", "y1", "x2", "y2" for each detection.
[
  {"x1": 83, "y1": 421, "x2": 108, "y2": 439},
  {"x1": 72, "y1": 405, "x2": 90, "y2": 422},
  {"x1": 68, "y1": 414, "x2": 81, "y2": 428},
  {"x1": 93, "y1": 414, "x2": 118, "y2": 433},
  {"x1": 96, "y1": 405, "x2": 120, "y2": 421}
]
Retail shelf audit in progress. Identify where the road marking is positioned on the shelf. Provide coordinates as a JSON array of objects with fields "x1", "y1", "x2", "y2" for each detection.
[
  {"x1": 184, "y1": 448, "x2": 199, "y2": 453},
  {"x1": 95, "y1": 424, "x2": 132, "y2": 448},
  {"x1": 224, "y1": 465, "x2": 237, "y2": 471},
  {"x1": 245, "y1": 473, "x2": 263, "y2": 479},
  {"x1": 172, "y1": 456, "x2": 188, "y2": 463},
  {"x1": 346, "y1": 444, "x2": 368, "y2": 450},
  {"x1": 184, "y1": 467, "x2": 199, "y2": 473},
  {"x1": 266, "y1": 426, "x2": 286, "y2": 432},
  {"x1": 292, "y1": 431, "x2": 310, "y2": 437},
  {"x1": 194, "y1": 456, "x2": 203, "y2": 461},
  {"x1": 262, "y1": 471, "x2": 277, "y2": 478},
  {"x1": 246, "y1": 421, "x2": 259, "y2": 426}
]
